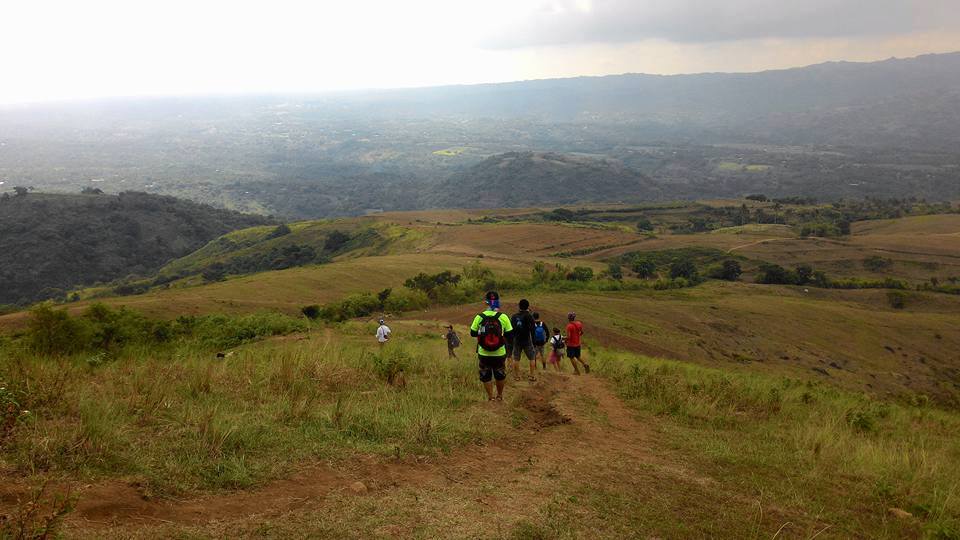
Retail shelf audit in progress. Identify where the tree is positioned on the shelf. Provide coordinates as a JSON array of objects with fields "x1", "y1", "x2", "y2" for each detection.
[
  {"x1": 632, "y1": 259, "x2": 656, "y2": 279},
  {"x1": 712, "y1": 260, "x2": 742, "y2": 281},
  {"x1": 636, "y1": 218, "x2": 654, "y2": 232},
  {"x1": 324, "y1": 230, "x2": 351, "y2": 252},
  {"x1": 202, "y1": 262, "x2": 227, "y2": 282},
  {"x1": 607, "y1": 263, "x2": 623, "y2": 281},
  {"x1": 267, "y1": 223, "x2": 291, "y2": 239},
  {"x1": 12, "y1": 186, "x2": 28, "y2": 197},
  {"x1": 688, "y1": 217, "x2": 709, "y2": 232},
  {"x1": 670, "y1": 260, "x2": 699, "y2": 281},
  {"x1": 544, "y1": 208, "x2": 576, "y2": 222},
  {"x1": 794, "y1": 264, "x2": 814, "y2": 285},
  {"x1": 377, "y1": 288, "x2": 393, "y2": 307},
  {"x1": 756, "y1": 263, "x2": 793, "y2": 285}
]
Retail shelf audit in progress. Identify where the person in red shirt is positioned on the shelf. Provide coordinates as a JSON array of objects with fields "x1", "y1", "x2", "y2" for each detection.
[{"x1": 565, "y1": 312, "x2": 589, "y2": 374}]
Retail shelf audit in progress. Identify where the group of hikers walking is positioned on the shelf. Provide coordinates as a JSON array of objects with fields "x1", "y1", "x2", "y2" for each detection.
[
  {"x1": 467, "y1": 291, "x2": 588, "y2": 402},
  {"x1": 375, "y1": 290, "x2": 588, "y2": 402}
]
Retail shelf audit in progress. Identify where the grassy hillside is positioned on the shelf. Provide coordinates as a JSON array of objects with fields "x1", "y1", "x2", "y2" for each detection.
[
  {"x1": 1, "y1": 203, "x2": 958, "y2": 537},
  {"x1": 0, "y1": 191, "x2": 271, "y2": 305},
  {"x1": 1, "y1": 305, "x2": 958, "y2": 538}
]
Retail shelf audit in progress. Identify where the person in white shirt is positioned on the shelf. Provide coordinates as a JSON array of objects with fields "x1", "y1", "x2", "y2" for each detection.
[{"x1": 376, "y1": 319, "x2": 391, "y2": 345}]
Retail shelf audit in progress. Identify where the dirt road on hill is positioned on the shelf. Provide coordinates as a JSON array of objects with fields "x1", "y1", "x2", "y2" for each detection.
[{"x1": 29, "y1": 371, "x2": 825, "y2": 539}]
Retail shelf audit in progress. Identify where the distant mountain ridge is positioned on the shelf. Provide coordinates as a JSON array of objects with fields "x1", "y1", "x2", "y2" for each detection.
[
  {"x1": 0, "y1": 192, "x2": 272, "y2": 305},
  {"x1": 341, "y1": 52, "x2": 960, "y2": 149}
]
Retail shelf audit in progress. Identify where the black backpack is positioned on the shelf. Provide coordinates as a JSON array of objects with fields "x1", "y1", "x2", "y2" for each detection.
[{"x1": 477, "y1": 314, "x2": 505, "y2": 351}]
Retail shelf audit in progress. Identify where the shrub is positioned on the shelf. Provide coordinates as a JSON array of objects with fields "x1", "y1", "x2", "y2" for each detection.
[
  {"x1": 319, "y1": 293, "x2": 381, "y2": 322},
  {"x1": 191, "y1": 312, "x2": 307, "y2": 348},
  {"x1": 863, "y1": 256, "x2": 894, "y2": 272},
  {"x1": 301, "y1": 305, "x2": 321, "y2": 320},
  {"x1": 566, "y1": 266, "x2": 594, "y2": 282},
  {"x1": 607, "y1": 263, "x2": 623, "y2": 281},
  {"x1": 829, "y1": 277, "x2": 908, "y2": 290},
  {"x1": 374, "y1": 347, "x2": 411, "y2": 377},
  {"x1": 83, "y1": 303, "x2": 152, "y2": 350},
  {"x1": 384, "y1": 289, "x2": 430, "y2": 313},
  {"x1": 543, "y1": 208, "x2": 576, "y2": 222},
  {"x1": 887, "y1": 291, "x2": 908, "y2": 309},
  {"x1": 636, "y1": 218, "x2": 654, "y2": 232},
  {"x1": 800, "y1": 222, "x2": 841, "y2": 238},
  {"x1": 27, "y1": 305, "x2": 92, "y2": 355},
  {"x1": 404, "y1": 271, "x2": 461, "y2": 298}
]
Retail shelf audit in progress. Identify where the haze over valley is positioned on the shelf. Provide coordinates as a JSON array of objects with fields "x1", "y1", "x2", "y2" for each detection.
[{"x1": 2, "y1": 52, "x2": 959, "y2": 219}]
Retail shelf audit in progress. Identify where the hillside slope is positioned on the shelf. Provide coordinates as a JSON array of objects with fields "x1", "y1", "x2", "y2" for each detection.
[{"x1": 0, "y1": 191, "x2": 271, "y2": 304}]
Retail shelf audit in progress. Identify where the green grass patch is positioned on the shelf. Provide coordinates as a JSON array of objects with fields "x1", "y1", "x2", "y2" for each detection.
[
  {"x1": 594, "y1": 349, "x2": 960, "y2": 538},
  {"x1": 0, "y1": 336, "x2": 498, "y2": 496}
]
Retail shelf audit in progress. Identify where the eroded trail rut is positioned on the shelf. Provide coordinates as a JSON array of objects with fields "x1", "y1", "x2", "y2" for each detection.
[{"x1": 55, "y1": 373, "x2": 811, "y2": 538}]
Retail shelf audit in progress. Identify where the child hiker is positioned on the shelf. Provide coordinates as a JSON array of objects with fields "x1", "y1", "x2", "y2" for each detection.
[
  {"x1": 548, "y1": 327, "x2": 565, "y2": 372},
  {"x1": 445, "y1": 324, "x2": 460, "y2": 358}
]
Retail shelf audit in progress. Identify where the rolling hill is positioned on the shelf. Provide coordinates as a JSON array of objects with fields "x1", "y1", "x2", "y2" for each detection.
[
  {"x1": 0, "y1": 191, "x2": 271, "y2": 305},
  {"x1": 431, "y1": 152, "x2": 661, "y2": 209}
]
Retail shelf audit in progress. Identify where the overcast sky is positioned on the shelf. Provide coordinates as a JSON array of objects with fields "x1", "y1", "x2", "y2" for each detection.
[{"x1": 2, "y1": 0, "x2": 959, "y2": 104}]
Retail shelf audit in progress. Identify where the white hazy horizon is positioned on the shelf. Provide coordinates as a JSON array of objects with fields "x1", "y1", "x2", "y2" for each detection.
[{"x1": 2, "y1": 0, "x2": 959, "y2": 106}]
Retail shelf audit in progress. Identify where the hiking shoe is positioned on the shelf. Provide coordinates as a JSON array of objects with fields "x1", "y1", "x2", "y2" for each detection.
[
  {"x1": 495, "y1": 395, "x2": 503, "y2": 401},
  {"x1": 584, "y1": 364, "x2": 591, "y2": 374}
]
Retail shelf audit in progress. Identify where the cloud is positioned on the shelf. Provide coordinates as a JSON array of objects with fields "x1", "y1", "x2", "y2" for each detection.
[{"x1": 480, "y1": 0, "x2": 960, "y2": 48}]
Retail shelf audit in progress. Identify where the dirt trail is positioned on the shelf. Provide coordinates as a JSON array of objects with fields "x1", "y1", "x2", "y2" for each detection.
[
  {"x1": 42, "y1": 374, "x2": 643, "y2": 534},
  {"x1": 29, "y1": 371, "x2": 810, "y2": 538}
]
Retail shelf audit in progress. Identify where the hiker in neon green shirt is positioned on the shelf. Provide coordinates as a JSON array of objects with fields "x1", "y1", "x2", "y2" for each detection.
[{"x1": 470, "y1": 290, "x2": 514, "y2": 401}]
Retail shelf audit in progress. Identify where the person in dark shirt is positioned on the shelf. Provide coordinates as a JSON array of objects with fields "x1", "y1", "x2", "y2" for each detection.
[
  {"x1": 510, "y1": 299, "x2": 537, "y2": 381},
  {"x1": 531, "y1": 312, "x2": 549, "y2": 370}
]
